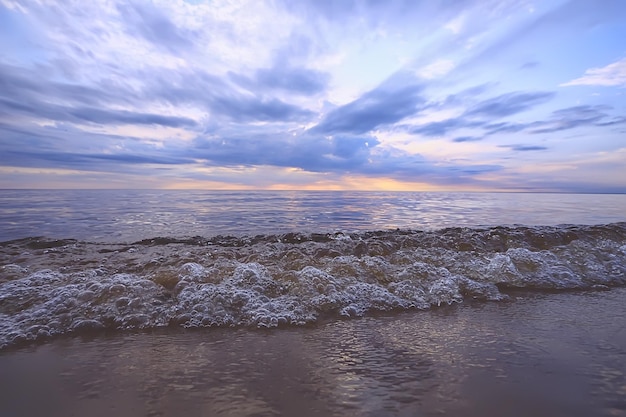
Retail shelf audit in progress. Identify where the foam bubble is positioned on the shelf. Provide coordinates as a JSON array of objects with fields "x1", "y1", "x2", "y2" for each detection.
[{"x1": 1, "y1": 223, "x2": 625, "y2": 349}]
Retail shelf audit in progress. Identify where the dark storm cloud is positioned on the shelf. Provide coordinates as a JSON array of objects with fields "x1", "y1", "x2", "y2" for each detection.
[
  {"x1": 312, "y1": 84, "x2": 424, "y2": 134},
  {"x1": 116, "y1": 1, "x2": 197, "y2": 54}
]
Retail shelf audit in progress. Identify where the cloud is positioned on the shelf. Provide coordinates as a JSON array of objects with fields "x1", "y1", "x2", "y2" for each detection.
[
  {"x1": 312, "y1": 83, "x2": 425, "y2": 134},
  {"x1": 116, "y1": 2, "x2": 197, "y2": 54},
  {"x1": 529, "y1": 105, "x2": 611, "y2": 133},
  {"x1": 444, "y1": 14, "x2": 466, "y2": 34},
  {"x1": 417, "y1": 59, "x2": 455, "y2": 79},
  {"x1": 561, "y1": 57, "x2": 626, "y2": 87},
  {"x1": 483, "y1": 122, "x2": 529, "y2": 134},
  {"x1": 2, "y1": 150, "x2": 191, "y2": 168},
  {"x1": 257, "y1": 67, "x2": 327, "y2": 95},
  {"x1": 440, "y1": 83, "x2": 493, "y2": 106},
  {"x1": 192, "y1": 131, "x2": 378, "y2": 172},
  {"x1": 596, "y1": 117, "x2": 626, "y2": 127},
  {"x1": 208, "y1": 95, "x2": 315, "y2": 123},
  {"x1": 463, "y1": 0, "x2": 626, "y2": 71},
  {"x1": 1, "y1": 0, "x2": 624, "y2": 192},
  {"x1": 412, "y1": 90, "x2": 554, "y2": 137},
  {"x1": 421, "y1": 102, "x2": 626, "y2": 139},
  {"x1": 520, "y1": 61, "x2": 539, "y2": 70},
  {"x1": 1, "y1": 60, "x2": 314, "y2": 126},
  {"x1": 0, "y1": 63, "x2": 199, "y2": 127},
  {"x1": 190, "y1": 128, "x2": 501, "y2": 186},
  {"x1": 482, "y1": 105, "x2": 626, "y2": 136},
  {"x1": 0, "y1": 119, "x2": 196, "y2": 181},
  {"x1": 0, "y1": 96, "x2": 197, "y2": 128},
  {"x1": 0, "y1": 109, "x2": 502, "y2": 188},
  {"x1": 500, "y1": 144, "x2": 548, "y2": 151},
  {"x1": 229, "y1": 65, "x2": 330, "y2": 96},
  {"x1": 465, "y1": 91, "x2": 555, "y2": 118},
  {"x1": 75, "y1": 108, "x2": 197, "y2": 127},
  {"x1": 129, "y1": 67, "x2": 318, "y2": 123},
  {"x1": 0, "y1": 63, "x2": 137, "y2": 108},
  {"x1": 452, "y1": 136, "x2": 483, "y2": 142},
  {"x1": 283, "y1": 0, "x2": 443, "y2": 26},
  {"x1": 0, "y1": 123, "x2": 194, "y2": 170},
  {"x1": 412, "y1": 118, "x2": 484, "y2": 136}
]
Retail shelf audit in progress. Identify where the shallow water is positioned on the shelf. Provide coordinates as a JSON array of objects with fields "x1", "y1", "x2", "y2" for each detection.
[
  {"x1": 1, "y1": 288, "x2": 625, "y2": 417},
  {"x1": 2, "y1": 223, "x2": 625, "y2": 349}
]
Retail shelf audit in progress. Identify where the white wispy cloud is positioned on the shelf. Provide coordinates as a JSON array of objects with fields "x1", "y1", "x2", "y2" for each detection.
[
  {"x1": 444, "y1": 14, "x2": 466, "y2": 35},
  {"x1": 561, "y1": 57, "x2": 626, "y2": 87},
  {"x1": 416, "y1": 59, "x2": 455, "y2": 79}
]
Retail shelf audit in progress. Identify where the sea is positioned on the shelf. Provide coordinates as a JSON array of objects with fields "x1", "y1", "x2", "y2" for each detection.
[{"x1": 1, "y1": 190, "x2": 625, "y2": 416}]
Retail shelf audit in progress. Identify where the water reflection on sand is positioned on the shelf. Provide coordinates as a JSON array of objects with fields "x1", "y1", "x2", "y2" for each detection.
[{"x1": 0, "y1": 289, "x2": 625, "y2": 417}]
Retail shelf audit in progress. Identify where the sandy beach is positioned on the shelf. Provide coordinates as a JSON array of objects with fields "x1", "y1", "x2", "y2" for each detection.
[{"x1": 1, "y1": 287, "x2": 625, "y2": 417}]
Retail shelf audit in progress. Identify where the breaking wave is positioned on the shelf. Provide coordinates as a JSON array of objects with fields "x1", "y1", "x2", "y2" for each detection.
[{"x1": 1, "y1": 223, "x2": 625, "y2": 349}]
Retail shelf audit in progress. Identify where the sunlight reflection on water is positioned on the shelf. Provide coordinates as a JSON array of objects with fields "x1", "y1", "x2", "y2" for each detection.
[{"x1": 1, "y1": 190, "x2": 625, "y2": 242}]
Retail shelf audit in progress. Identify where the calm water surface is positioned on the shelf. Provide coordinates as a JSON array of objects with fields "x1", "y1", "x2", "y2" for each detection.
[{"x1": 1, "y1": 190, "x2": 625, "y2": 242}]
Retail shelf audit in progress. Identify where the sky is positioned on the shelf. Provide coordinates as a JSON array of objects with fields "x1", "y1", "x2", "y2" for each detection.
[{"x1": 0, "y1": 0, "x2": 625, "y2": 192}]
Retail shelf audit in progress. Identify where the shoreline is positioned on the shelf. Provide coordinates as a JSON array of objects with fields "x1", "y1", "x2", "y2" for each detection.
[{"x1": 1, "y1": 288, "x2": 625, "y2": 416}]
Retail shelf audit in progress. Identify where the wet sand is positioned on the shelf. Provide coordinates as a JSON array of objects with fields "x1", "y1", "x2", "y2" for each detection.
[{"x1": 1, "y1": 288, "x2": 625, "y2": 417}]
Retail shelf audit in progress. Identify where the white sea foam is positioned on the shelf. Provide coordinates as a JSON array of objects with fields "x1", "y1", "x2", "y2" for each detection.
[{"x1": 1, "y1": 223, "x2": 625, "y2": 349}]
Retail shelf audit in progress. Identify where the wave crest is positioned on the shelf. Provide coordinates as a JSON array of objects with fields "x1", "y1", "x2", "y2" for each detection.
[{"x1": 1, "y1": 223, "x2": 625, "y2": 349}]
